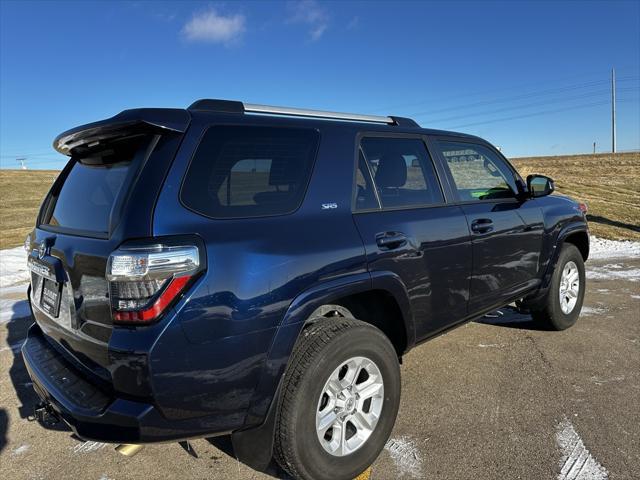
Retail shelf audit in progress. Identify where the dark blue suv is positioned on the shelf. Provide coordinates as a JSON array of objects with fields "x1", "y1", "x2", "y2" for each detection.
[{"x1": 22, "y1": 100, "x2": 589, "y2": 480}]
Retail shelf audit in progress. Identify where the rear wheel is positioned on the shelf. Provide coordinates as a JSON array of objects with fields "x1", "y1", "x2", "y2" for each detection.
[
  {"x1": 274, "y1": 318, "x2": 401, "y2": 480},
  {"x1": 531, "y1": 244, "x2": 585, "y2": 330}
]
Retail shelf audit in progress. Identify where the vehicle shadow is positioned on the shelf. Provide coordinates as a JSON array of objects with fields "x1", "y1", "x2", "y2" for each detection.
[
  {"x1": 475, "y1": 305, "x2": 549, "y2": 330},
  {"x1": 205, "y1": 436, "x2": 293, "y2": 479},
  {"x1": 6, "y1": 300, "x2": 70, "y2": 433},
  {"x1": 0, "y1": 408, "x2": 7, "y2": 454},
  {"x1": 587, "y1": 214, "x2": 640, "y2": 233}
]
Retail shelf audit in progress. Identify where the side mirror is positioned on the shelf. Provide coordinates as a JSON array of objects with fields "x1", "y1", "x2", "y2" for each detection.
[{"x1": 527, "y1": 174, "x2": 555, "y2": 198}]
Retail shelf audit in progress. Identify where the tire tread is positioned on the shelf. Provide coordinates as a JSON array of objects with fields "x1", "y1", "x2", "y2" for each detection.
[
  {"x1": 531, "y1": 243, "x2": 585, "y2": 330},
  {"x1": 273, "y1": 317, "x2": 382, "y2": 479}
]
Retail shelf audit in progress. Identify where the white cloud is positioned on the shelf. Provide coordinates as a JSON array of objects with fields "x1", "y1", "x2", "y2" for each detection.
[
  {"x1": 288, "y1": 0, "x2": 329, "y2": 41},
  {"x1": 182, "y1": 9, "x2": 246, "y2": 44}
]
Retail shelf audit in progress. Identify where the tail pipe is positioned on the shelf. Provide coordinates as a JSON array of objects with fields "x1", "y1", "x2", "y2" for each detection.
[{"x1": 115, "y1": 444, "x2": 145, "y2": 456}]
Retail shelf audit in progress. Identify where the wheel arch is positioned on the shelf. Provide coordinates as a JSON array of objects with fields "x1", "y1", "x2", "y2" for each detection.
[
  {"x1": 545, "y1": 223, "x2": 589, "y2": 288},
  {"x1": 524, "y1": 223, "x2": 589, "y2": 309},
  {"x1": 232, "y1": 271, "x2": 414, "y2": 473},
  {"x1": 562, "y1": 229, "x2": 589, "y2": 261},
  {"x1": 251, "y1": 271, "x2": 413, "y2": 421}
]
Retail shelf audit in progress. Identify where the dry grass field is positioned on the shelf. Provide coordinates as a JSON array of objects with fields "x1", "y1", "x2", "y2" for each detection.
[
  {"x1": 511, "y1": 151, "x2": 639, "y2": 241},
  {"x1": 0, "y1": 151, "x2": 638, "y2": 249},
  {"x1": 0, "y1": 170, "x2": 59, "y2": 249}
]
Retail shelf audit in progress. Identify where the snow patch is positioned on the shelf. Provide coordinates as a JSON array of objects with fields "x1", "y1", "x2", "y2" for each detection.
[
  {"x1": 586, "y1": 264, "x2": 640, "y2": 282},
  {"x1": 384, "y1": 436, "x2": 423, "y2": 479},
  {"x1": 0, "y1": 248, "x2": 30, "y2": 322},
  {"x1": 0, "y1": 298, "x2": 30, "y2": 323},
  {"x1": 580, "y1": 306, "x2": 607, "y2": 316},
  {"x1": 72, "y1": 441, "x2": 109, "y2": 454},
  {"x1": 12, "y1": 444, "x2": 30, "y2": 455},
  {"x1": 590, "y1": 376, "x2": 624, "y2": 386},
  {"x1": 0, "y1": 247, "x2": 29, "y2": 288},
  {"x1": 589, "y1": 237, "x2": 640, "y2": 260},
  {"x1": 556, "y1": 418, "x2": 607, "y2": 480}
]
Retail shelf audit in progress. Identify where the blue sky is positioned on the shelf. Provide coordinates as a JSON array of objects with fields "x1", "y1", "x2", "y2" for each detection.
[{"x1": 1, "y1": 0, "x2": 639, "y2": 169}]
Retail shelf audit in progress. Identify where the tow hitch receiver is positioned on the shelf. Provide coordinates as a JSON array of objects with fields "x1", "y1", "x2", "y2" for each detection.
[{"x1": 30, "y1": 401, "x2": 60, "y2": 426}]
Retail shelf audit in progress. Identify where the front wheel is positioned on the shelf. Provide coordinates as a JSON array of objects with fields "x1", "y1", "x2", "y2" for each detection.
[
  {"x1": 274, "y1": 318, "x2": 401, "y2": 480},
  {"x1": 531, "y1": 243, "x2": 586, "y2": 330}
]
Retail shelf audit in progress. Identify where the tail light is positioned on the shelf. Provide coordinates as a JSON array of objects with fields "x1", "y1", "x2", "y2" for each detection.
[{"x1": 106, "y1": 243, "x2": 201, "y2": 324}]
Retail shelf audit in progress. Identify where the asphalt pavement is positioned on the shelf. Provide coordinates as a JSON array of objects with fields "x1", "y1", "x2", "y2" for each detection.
[{"x1": 1, "y1": 257, "x2": 638, "y2": 480}]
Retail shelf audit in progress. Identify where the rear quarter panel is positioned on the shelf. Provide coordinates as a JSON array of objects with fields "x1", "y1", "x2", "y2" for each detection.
[{"x1": 149, "y1": 114, "x2": 368, "y2": 426}]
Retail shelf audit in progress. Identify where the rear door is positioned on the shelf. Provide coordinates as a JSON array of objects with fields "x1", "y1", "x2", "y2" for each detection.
[
  {"x1": 432, "y1": 138, "x2": 545, "y2": 312},
  {"x1": 28, "y1": 131, "x2": 180, "y2": 380},
  {"x1": 352, "y1": 134, "x2": 472, "y2": 341}
]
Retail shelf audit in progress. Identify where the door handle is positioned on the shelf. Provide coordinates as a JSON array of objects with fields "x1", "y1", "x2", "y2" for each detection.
[
  {"x1": 471, "y1": 218, "x2": 494, "y2": 234},
  {"x1": 376, "y1": 232, "x2": 408, "y2": 250}
]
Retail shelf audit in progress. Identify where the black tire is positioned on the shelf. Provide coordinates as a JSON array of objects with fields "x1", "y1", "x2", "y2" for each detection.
[
  {"x1": 531, "y1": 244, "x2": 586, "y2": 330},
  {"x1": 274, "y1": 318, "x2": 401, "y2": 480}
]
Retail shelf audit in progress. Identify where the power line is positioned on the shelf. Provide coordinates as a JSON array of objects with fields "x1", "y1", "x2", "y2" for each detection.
[
  {"x1": 371, "y1": 65, "x2": 640, "y2": 113},
  {"x1": 0, "y1": 152, "x2": 59, "y2": 159},
  {"x1": 442, "y1": 98, "x2": 637, "y2": 130},
  {"x1": 406, "y1": 76, "x2": 638, "y2": 118},
  {"x1": 0, "y1": 157, "x2": 66, "y2": 166},
  {"x1": 420, "y1": 86, "x2": 638, "y2": 124},
  {"x1": 15, "y1": 158, "x2": 66, "y2": 165}
]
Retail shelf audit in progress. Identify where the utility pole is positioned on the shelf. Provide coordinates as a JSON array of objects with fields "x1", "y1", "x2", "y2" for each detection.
[
  {"x1": 16, "y1": 157, "x2": 27, "y2": 170},
  {"x1": 611, "y1": 67, "x2": 616, "y2": 154}
]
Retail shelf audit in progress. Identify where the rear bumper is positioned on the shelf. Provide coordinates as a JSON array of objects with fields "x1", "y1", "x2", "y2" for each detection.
[{"x1": 22, "y1": 324, "x2": 231, "y2": 443}]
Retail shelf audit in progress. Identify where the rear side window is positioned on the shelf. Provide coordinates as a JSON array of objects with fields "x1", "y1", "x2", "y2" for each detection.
[
  {"x1": 181, "y1": 126, "x2": 319, "y2": 218},
  {"x1": 437, "y1": 141, "x2": 517, "y2": 201},
  {"x1": 359, "y1": 137, "x2": 443, "y2": 209},
  {"x1": 44, "y1": 134, "x2": 152, "y2": 234}
]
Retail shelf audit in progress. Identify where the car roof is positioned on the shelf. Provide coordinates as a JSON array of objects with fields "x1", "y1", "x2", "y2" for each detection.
[
  {"x1": 186, "y1": 99, "x2": 482, "y2": 141},
  {"x1": 54, "y1": 99, "x2": 484, "y2": 156}
]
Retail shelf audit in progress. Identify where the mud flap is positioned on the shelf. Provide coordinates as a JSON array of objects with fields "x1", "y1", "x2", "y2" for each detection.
[{"x1": 231, "y1": 382, "x2": 281, "y2": 474}]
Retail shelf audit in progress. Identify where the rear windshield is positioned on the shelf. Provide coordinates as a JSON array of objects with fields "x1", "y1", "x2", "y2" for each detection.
[
  {"x1": 181, "y1": 125, "x2": 319, "y2": 219},
  {"x1": 44, "y1": 134, "x2": 152, "y2": 234}
]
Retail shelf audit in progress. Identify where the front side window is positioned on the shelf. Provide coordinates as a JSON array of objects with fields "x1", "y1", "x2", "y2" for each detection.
[
  {"x1": 359, "y1": 137, "x2": 443, "y2": 209},
  {"x1": 437, "y1": 141, "x2": 517, "y2": 201},
  {"x1": 181, "y1": 126, "x2": 319, "y2": 218}
]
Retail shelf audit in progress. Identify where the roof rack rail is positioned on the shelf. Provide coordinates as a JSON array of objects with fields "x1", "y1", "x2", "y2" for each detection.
[
  {"x1": 244, "y1": 103, "x2": 394, "y2": 124},
  {"x1": 187, "y1": 99, "x2": 418, "y2": 126}
]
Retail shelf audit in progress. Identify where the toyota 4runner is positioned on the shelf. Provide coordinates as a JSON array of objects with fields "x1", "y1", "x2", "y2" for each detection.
[{"x1": 22, "y1": 99, "x2": 589, "y2": 480}]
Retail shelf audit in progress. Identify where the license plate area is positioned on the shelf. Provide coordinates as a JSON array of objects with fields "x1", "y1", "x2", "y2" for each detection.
[{"x1": 40, "y1": 278, "x2": 62, "y2": 318}]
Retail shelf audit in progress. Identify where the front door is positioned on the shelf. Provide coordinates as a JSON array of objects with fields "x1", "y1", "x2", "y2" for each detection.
[
  {"x1": 433, "y1": 139, "x2": 545, "y2": 312},
  {"x1": 352, "y1": 135, "x2": 472, "y2": 341}
]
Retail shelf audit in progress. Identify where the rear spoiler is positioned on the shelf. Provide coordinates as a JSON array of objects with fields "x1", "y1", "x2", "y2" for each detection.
[{"x1": 53, "y1": 108, "x2": 190, "y2": 156}]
